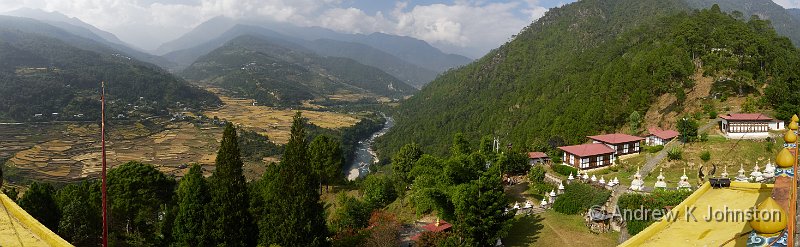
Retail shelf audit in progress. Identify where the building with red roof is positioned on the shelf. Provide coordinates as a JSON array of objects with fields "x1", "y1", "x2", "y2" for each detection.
[
  {"x1": 410, "y1": 219, "x2": 453, "y2": 242},
  {"x1": 527, "y1": 152, "x2": 550, "y2": 165},
  {"x1": 558, "y1": 143, "x2": 616, "y2": 169},
  {"x1": 587, "y1": 133, "x2": 644, "y2": 156},
  {"x1": 719, "y1": 113, "x2": 784, "y2": 137},
  {"x1": 645, "y1": 128, "x2": 679, "y2": 146}
]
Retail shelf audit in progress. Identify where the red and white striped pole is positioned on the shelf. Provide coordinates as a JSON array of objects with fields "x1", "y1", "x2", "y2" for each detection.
[{"x1": 101, "y1": 81, "x2": 108, "y2": 247}]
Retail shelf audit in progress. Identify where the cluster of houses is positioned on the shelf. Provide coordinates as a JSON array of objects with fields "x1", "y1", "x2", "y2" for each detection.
[{"x1": 529, "y1": 113, "x2": 787, "y2": 171}]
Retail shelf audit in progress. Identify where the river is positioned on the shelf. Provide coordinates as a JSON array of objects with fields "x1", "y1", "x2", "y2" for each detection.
[{"x1": 345, "y1": 114, "x2": 394, "y2": 180}]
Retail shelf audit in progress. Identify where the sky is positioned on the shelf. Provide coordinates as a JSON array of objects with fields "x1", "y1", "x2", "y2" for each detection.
[{"x1": 1, "y1": 0, "x2": 799, "y2": 58}]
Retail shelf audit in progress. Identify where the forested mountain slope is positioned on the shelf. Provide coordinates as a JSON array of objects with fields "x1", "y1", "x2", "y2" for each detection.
[
  {"x1": 181, "y1": 35, "x2": 416, "y2": 106},
  {"x1": 684, "y1": 0, "x2": 800, "y2": 47},
  {"x1": 376, "y1": 0, "x2": 800, "y2": 156},
  {"x1": 0, "y1": 27, "x2": 219, "y2": 121}
]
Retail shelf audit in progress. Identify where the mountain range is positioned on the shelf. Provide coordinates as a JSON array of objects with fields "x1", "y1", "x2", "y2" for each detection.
[
  {"x1": 181, "y1": 35, "x2": 417, "y2": 106},
  {"x1": 0, "y1": 16, "x2": 219, "y2": 121}
]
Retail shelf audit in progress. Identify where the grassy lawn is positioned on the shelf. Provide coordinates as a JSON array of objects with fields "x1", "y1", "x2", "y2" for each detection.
[
  {"x1": 504, "y1": 211, "x2": 619, "y2": 247},
  {"x1": 587, "y1": 154, "x2": 649, "y2": 186},
  {"x1": 584, "y1": 134, "x2": 785, "y2": 188}
]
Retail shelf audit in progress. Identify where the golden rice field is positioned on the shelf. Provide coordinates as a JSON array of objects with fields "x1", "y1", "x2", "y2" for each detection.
[{"x1": 203, "y1": 93, "x2": 360, "y2": 144}]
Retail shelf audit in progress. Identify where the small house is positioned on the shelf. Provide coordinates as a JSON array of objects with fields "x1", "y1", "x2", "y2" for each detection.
[
  {"x1": 410, "y1": 219, "x2": 453, "y2": 242},
  {"x1": 558, "y1": 143, "x2": 616, "y2": 170},
  {"x1": 719, "y1": 113, "x2": 784, "y2": 139},
  {"x1": 645, "y1": 128, "x2": 679, "y2": 146},
  {"x1": 527, "y1": 152, "x2": 550, "y2": 165},
  {"x1": 587, "y1": 133, "x2": 644, "y2": 156}
]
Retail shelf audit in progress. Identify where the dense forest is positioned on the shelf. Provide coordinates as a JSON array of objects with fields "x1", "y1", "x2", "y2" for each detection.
[
  {"x1": 377, "y1": 0, "x2": 800, "y2": 158},
  {"x1": 181, "y1": 35, "x2": 417, "y2": 106},
  {"x1": 0, "y1": 26, "x2": 219, "y2": 121}
]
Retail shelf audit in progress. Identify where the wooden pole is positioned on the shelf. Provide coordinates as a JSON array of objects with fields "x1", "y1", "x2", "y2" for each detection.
[{"x1": 101, "y1": 81, "x2": 108, "y2": 247}]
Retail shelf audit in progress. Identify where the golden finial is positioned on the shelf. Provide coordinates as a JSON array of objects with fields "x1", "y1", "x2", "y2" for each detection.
[
  {"x1": 776, "y1": 148, "x2": 795, "y2": 168},
  {"x1": 749, "y1": 197, "x2": 788, "y2": 236},
  {"x1": 789, "y1": 120, "x2": 798, "y2": 131},
  {"x1": 784, "y1": 130, "x2": 797, "y2": 143},
  {"x1": 791, "y1": 114, "x2": 799, "y2": 123}
]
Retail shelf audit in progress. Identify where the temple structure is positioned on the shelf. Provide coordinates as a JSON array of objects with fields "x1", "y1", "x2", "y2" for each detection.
[
  {"x1": 719, "y1": 113, "x2": 785, "y2": 139},
  {"x1": 0, "y1": 193, "x2": 72, "y2": 246},
  {"x1": 621, "y1": 114, "x2": 799, "y2": 246}
]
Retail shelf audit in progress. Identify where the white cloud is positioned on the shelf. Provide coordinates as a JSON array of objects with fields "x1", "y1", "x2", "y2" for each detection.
[
  {"x1": 774, "y1": 0, "x2": 800, "y2": 9},
  {"x1": 0, "y1": 0, "x2": 552, "y2": 57}
]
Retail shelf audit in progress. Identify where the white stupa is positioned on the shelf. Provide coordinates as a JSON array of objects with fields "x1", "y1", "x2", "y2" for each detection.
[
  {"x1": 590, "y1": 175, "x2": 597, "y2": 182},
  {"x1": 735, "y1": 164, "x2": 749, "y2": 182},
  {"x1": 763, "y1": 159, "x2": 775, "y2": 179},
  {"x1": 513, "y1": 202, "x2": 520, "y2": 209},
  {"x1": 654, "y1": 168, "x2": 667, "y2": 189},
  {"x1": 599, "y1": 176, "x2": 606, "y2": 184},
  {"x1": 720, "y1": 165, "x2": 729, "y2": 178},
  {"x1": 558, "y1": 181, "x2": 565, "y2": 194},
  {"x1": 750, "y1": 164, "x2": 763, "y2": 182},
  {"x1": 630, "y1": 166, "x2": 645, "y2": 191},
  {"x1": 568, "y1": 172, "x2": 575, "y2": 181},
  {"x1": 582, "y1": 172, "x2": 589, "y2": 180},
  {"x1": 677, "y1": 168, "x2": 692, "y2": 190},
  {"x1": 524, "y1": 200, "x2": 532, "y2": 209},
  {"x1": 541, "y1": 197, "x2": 548, "y2": 207},
  {"x1": 613, "y1": 177, "x2": 619, "y2": 185}
]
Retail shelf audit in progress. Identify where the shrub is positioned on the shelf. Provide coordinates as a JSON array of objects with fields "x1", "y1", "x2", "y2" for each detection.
[
  {"x1": 529, "y1": 183, "x2": 556, "y2": 197},
  {"x1": 552, "y1": 183, "x2": 611, "y2": 215},
  {"x1": 699, "y1": 150, "x2": 711, "y2": 162},
  {"x1": 699, "y1": 132, "x2": 708, "y2": 142},
  {"x1": 645, "y1": 145, "x2": 664, "y2": 153},
  {"x1": 618, "y1": 190, "x2": 693, "y2": 235},
  {"x1": 667, "y1": 147, "x2": 682, "y2": 161},
  {"x1": 528, "y1": 166, "x2": 546, "y2": 183},
  {"x1": 552, "y1": 164, "x2": 578, "y2": 177}
]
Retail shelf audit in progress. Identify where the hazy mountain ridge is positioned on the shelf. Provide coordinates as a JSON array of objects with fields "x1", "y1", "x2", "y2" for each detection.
[
  {"x1": 0, "y1": 23, "x2": 219, "y2": 121},
  {"x1": 158, "y1": 17, "x2": 470, "y2": 86},
  {"x1": 181, "y1": 35, "x2": 416, "y2": 106},
  {"x1": 0, "y1": 11, "x2": 175, "y2": 68}
]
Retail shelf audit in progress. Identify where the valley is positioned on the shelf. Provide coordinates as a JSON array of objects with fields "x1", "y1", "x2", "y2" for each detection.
[{"x1": 1, "y1": 0, "x2": 800, "y2": 246}]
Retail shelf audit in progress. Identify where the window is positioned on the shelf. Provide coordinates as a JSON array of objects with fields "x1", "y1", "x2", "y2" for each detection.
[
  {"x1": 623, "y1": 144, "x2": 629, "y2": 153},
  {"x1": 634, "y1": 142, "x2": 640, "y2": 151},
  {"x1": 597, "y1": 155, "x2": 603, "y2": 166},
  {"x1": 570, "y1": 154, "x2": 574, "y2": 165},
  {"x1": 581, "y1": 158, "x2": 589, "y2": 169}
]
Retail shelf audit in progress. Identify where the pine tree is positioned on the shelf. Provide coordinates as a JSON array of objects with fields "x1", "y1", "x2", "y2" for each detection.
[
  {"x1": 173, "y1": 164, "x2": 209, "y2": 246},
  {"x1": 19, "y1": 182, "x2": 60, "y2": 231},
  {"x1": 309, "y1": 135, "x2": 343, "y2": 192},
  {"x1": 451, "y1": 173, "x2": 513, "y2": 246},
  {"x1": 260, "y1": 112, "x2": 329, "y2": 246},
  {"x1": 628, "y1": 111, "x2": 642, "y2": 135},
  {"x1": 207, "y1": 123, "x2": 255, "y2": 246}
]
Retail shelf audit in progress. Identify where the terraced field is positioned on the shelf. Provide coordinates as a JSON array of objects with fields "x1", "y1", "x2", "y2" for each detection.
[{"x1": 1, "y1": 121, "x2": 223, "y2": 183}]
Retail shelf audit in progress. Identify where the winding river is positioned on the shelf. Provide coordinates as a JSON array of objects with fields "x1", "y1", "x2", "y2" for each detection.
[{"x1": 346, "y1": 114, "x2": 394, "y2": 180}]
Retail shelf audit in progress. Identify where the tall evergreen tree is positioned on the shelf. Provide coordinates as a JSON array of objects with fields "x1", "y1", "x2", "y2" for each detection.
[
  {"x1": 207, "y1": 123, "x2": 255, "y2": 246},
  {"x1": 107, "y1": 161, "x2": 175, "y2": 245},
  {"x1": 451, "y1": 133, "x2": 471, "y2": 156},
  {"x1": 173, "y1": 164, "x2": 210, "y2": 246},
  {"x1": 19, "y1": 182, "x2": 60, "y2": 231},
  {"x1": 628, "y1": 111, "x2": 642, "y2": 135},
  {"x1": 260, "y1": 112, "x2": 329, "y2": 246},
  {"x1": 56, "y1": 181, "x2": 101, "y2": 246},
  {"x1": 309, "y1": 135, "x2": 343, "y2": 192},
  {"x1": 451, "y1": 173, "x2": 513, "y2": 246},
  {"x1": 391, "y1": 143, "x2": 423, "y2": 187}
]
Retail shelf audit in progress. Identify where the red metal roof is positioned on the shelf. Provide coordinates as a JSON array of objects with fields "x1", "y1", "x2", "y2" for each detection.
[
  {"x1": 558, "y1": 143, "x2": 615, "y2": 157},
  {"x1": 421, "y1": 219, "x2": 452, "y2": 232},
  {"x1": 647, "y1": 128, "x2": 679, "y2": 140},
  {"x1": 587, "y1": 133, "x2": 644, "y2": 144},
  {"x1": 719, "y1": 113, "x2": 773, "y2": 121},
  {"x1": 528, "y1": 152, "x2": 549, "y2": 159}
]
